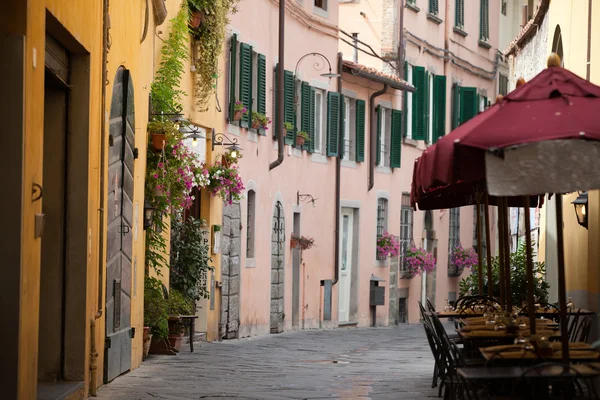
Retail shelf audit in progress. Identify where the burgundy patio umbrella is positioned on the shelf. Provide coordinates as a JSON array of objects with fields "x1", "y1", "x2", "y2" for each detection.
[{"x1": 444, "y1": 64, "x2": 600, "y2": 365}]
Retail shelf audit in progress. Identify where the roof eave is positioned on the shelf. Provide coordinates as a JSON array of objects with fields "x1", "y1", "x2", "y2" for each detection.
[{"x1": 342, "y1": 66, "x2": 416, "y2": 92}]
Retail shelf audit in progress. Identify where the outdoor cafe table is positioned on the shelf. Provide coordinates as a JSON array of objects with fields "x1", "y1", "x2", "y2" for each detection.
[
  {"x1": 458, "y1": 364, "x2": 600, "y2": 381},
  {"x1": 480, "y1": 343, "x2": 600, "y2": 362},
  {"x1": 437, "y1": 308, "x2": 594, "y2": 319}
]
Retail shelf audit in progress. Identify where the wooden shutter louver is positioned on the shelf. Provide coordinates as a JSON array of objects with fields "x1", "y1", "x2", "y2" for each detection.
[
  {"x1": 327, "y1": 91, "x2": 340, "y2": 157},
  {"x1": 390, "y1": 109, "x2": 402, "y2": 168},
  {"x1": 433, "y1": 75, "x2": 446, "y2": 143},
  {"x1": 239, "y1": 42, "x2": 252, "y2": 128},
  {"x1": 229, "y1": 34, "x2": 238, "y2": 121},
  {"x1": 355, "y1": 99, "x2": 366, "y2": 162}
]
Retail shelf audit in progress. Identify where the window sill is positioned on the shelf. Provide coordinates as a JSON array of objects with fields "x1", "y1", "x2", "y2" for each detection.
[
  {"x1": 376, "y1": 166, "x2": 392, "y2": 174},
  {"x1": 313, "y1": 6, "x2": 329, "y2": 18},
  {"x1": 453, "y1": 27, "x2": 468, "y2": 37},
  {"x1": 311, "y1": 153, "x2": 328, "y2": 164},
  {"x1": 427, "y1": 13, "x2": 443, "y2": 24},
  {"x1": 375, "y1": 259, "x2": 388, "y2": 267},
  {"x1": 341, "y1": 159, "x2": 357, "y2": 168},
  {"x1": 478, "y1": 39, "x2": 492, "y2": 49},
  {"x1": 246, "y1": 258, "x2": 256, "y2": 268},
  {"x1": 403, "y1": 137, "x2": 418, "y2": 147},
  {"x1": 247, "y1": 130, "x2": 258, "y2": 143},
  {"x1": 405, "y1": 3, "x2": 420, "y2": 13},
  {"x1": 227, "y1": 124, "x2": 242, "y2": 136}
]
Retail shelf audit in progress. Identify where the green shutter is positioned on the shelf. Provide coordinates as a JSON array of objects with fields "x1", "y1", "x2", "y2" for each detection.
[
  {"x1": 456, "y1": 0, "x2": 464, "y2": 27},
  {"x1": 376, "y1": 106, "x2": 382, "y2": 166},
  {"x1": 355, "y1": 99, "x2": 366, "y2": 162},
  {"x1": 257, "y1": 54, "x2": 266, "y2": 120},
  {"x1": 229, "y1": 34, "x2": 238, "y2": 121},
  {"x1": 403, "y1": 61, "x2": 408, "y2": 137},
  {"x1": 390, "y1": 109, "x2": 402, "y2": 168},
  {"x1": 301, "y1": 82, "x2": 311, "y2": 150},
  {"x1": 480, "y1": 0, "x2": 489, "y2": 40},
  {"x1": 309, "y1": 87, "x2": 316, "y2": 153},
  {"x1": 273, "y1": 64, "x2": 278, "y2": 139},
  {"x1": 429, "y1": 0, "x2": 439, "y2": 15},
  {"x1": 433, "y1": 75, "x2": 446, "y2": 143},
  {"x1": 451, "y1": 83, "x2": 460, "y2": 129},
  {"x1": 459, "y1": 86, "x2": 478, "y2": 125},
  {"x1": 412, "y1": 66, "x2": 426, "y2": 140},
  {"x1": 340, "y1": 95, "x2": 345, "y2": 159},
  {"x1": 239, "y1": 43, "x2": 252, "y2": 128},
  {"x1": 284, "y1": 70, "x2": 295, "y2": 144},
  {"x1": 483, "y1": 96, "x2": 488, "y2": 110},
  {"x1": 424, "y1": 71, "x2": 430, "y2": 143},
  {"x1": 327, "y1": 91, "x2": 340, "y2": 157}
]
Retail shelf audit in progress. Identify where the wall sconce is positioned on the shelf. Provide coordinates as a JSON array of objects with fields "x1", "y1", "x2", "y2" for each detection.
[
  {"x1": 572, "y1": 191, "x2": 588, "y2": 229},
  {"x1": 143, "y1": 200, "x2": 155, "y2": 230},
  {"x1": 211, "y1": 128, "x2": 243, "y2": 155}
]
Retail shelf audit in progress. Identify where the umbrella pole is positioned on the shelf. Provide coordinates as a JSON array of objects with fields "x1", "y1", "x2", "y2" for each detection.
[
  {"x1": 484, "y1": 194, "x2": 493, "y2": 298},
  {"x1": 498, "y1": 199, "x2": 506, "y2": 308},
  {"x1": 523, "y1": 197, "x2": 536, "y2": 334},
  {"x1": 503, "y1": 198, "x2": 512, "y2": 313},
  {"x1": 476, "y1": 196, "x2": 484, "y2": 295},
  {"x1": 555, "y1": 193, "x2": 570, "y2": 364}
]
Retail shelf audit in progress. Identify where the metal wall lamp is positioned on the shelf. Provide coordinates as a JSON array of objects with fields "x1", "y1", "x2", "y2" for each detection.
[
  {"x1": 211, "y1": 128, "x2": 242, "y2": 158},
  {"x1": 297, "y1": 191, "x2": 318, "y2": 207},
  {"x1": 572, "y1": 191, "x2": 588, "y2": 229},
  {"x1": 293, "y1": 52, "x2": 340, "y2": 106}
]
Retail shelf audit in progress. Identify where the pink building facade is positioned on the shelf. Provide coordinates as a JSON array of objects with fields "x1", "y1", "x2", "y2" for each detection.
[{"x1": 218, "y1": 0, "x2": 501, "y2": 338}]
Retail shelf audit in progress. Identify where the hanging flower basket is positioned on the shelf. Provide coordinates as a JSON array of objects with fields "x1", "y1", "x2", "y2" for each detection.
[
  {"x1": 448, "y1": 244, "x2": 478, "y2": 277},
  {"x1": 151, "y1": 133, "x2": 166, "y2": 151},
  {"x1": 376, "y1": 232, "x2": 400, "y2": 259},
  {"x1": 290, "y1": 235, "x2": 314, "y2": 251},
  {"x1": 400, "y1": 261, "x2": 419, "y2": 279},
  {"x1": 190, "y1": 11, "x2": 205, "y2": 28},
  {"x1": 404, "y1": 246, "x2": 436, "y2": 276}
]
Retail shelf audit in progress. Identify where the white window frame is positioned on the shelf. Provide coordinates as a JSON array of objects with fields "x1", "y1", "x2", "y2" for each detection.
[
  {"x1": 479, "y1": 95, "x2": 485, "y2": 112},
  {"x1": 428, "y1": 73, "x2": 434, "y2": 143},
  {"x1": 251, "y1": 51, "x2": 259, "y2": 121},
  {"x1": 314, "y1": 89, "x2": 324, "y2": 154},
  {"x1": 406, "y1": 66, "x2": 413, "y2": 139},
  {"x1": 344, "y1": 97, "x2": 351, "y2": 161},
  {"x1": 379, "y1": 108, "x2": 387, "y2": 167}
]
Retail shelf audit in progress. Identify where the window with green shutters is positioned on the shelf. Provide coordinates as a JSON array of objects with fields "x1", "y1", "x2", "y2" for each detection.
[
  {"x1": 256, "y1": 54, "x2": 266, "y2": 134},
  {"x1": 238, "y1": 42, "x2": 252, "y2": 128},
  {"x1": 327, "y1": 91, "x2": 340, "y2": 157},
  {"x1": 432, "y1": 75, "x2": 446, "y2": 143},
  {"x1": 455, "y1": 0, "x2": 464, "y2": 29},
  {"x1": 355, "y1": 99, "x2": 366, "y2": 162},
  {"x1": 309, "y1": 87, "x2": 316, "y2": 153},
  {"x1": 411, "y1": 66, "x2": 426, "y2": 141},
  {"x1": 390, "y1": 110, "x2": 402, "y2": 168},
  {"x1": 403, "y1": 62, "x2": 410, "y2": 138},
  {"x1": 228, "y1": 34, "x2": 238, "y2": 121},
  {"x1": 429, "y1": 0, "x2": 439, "y2": 15},
  {"x1": 339, "y1": 94, "x2": 346, "y2": 159},
  {"x1": 377, "y1": 106, "x2": 392, "y2": 167},
  {"x1": 376, "y1": 106, "x2": 382, "y2": 166},
  {"x1": 480, "y1": 0, "x2": 489, "y2": 41},
  {"x1": 451, "y1": 83, "x2": 460, "y2": 129},
  {"x1": 301, "y1": 81, "x2": 311, "y2": 151},
  {"x1": 284, "y1": 70, "x2": 295, "y2": 145},
  {"x1": 459, "y1": 86, "x2": 478, "y2": 125}
]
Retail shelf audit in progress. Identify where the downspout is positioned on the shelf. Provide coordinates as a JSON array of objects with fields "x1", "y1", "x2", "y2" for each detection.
[
  {"x1": 91, "y1": 0, "x2": 109, "y2": 395},
  {"x1": 333, "y1": 52, "x2": 343, "y2": 286},
  {"x1": 368, "y1": 84, "x2": 388, "y2": 191},
  {"x1": 397, "y1": 0, "x2": 405, "y2": 79},
  {"x1": 587, "y1": 0, "x2": 592, "y2": 81},
  {"x1": 269, "y1": 0, "x2": 286, "y2": 170}
]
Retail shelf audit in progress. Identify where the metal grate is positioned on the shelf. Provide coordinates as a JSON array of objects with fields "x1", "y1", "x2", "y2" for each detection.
[
  {"x1": 399, "y1": 194, "x2": 413, "y2": 272},
  {"x1": 398, "y1": 298, "x2": 407, "y2": 323},
  {"x1": 376, "y1": 199, "x2": 387, "y2": 260}
]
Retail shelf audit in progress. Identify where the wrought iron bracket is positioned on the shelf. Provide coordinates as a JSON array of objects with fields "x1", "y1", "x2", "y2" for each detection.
[{"x1": 297, "y1": 191, "x2": 318, "y2": 207}]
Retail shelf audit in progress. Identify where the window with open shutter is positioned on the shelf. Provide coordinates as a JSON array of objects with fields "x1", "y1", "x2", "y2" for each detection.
[
  {"x1": 339, "y1": 95, "x2": 345, "y2": 159},
  {"x1": 309, "y1": 87, "x2": 316, "y2": 153},
  {"x1": 423, "y1": 71, "x2": 431, "y2": 143},
  {"x1": 376, "y1": 106, "x2": 382, "y2": 166},
  {"x1": 412, "y1": 66, "x2": 426, "y2": 140},
  {"x1": 451, "y1": 83, "x2": 460, "y2": 129},
  {"x1": 239, "y1": 42, "x2": 252, "y2": 128},
  {"x1": 327, "y1": 91, "x2": 340, "y2": 157},
  {"x1": 257, "y1": 54, "x2": 266, "y2": 134},
  {"x1": 284, "y1": 70, "x2": 295, "y2": 144},
  {"x1": 403, "y1": 61, "x2": 408, "y2": 138},
  {"x1": 480, "y1": 0, "x2": 489, "y2": 41},
  {"x1": 429, "y1": 0, "x2": 439, "y2": 15},
  {"x1": 301, "y1": 82, "x2": 311, "y2": 151},
  {"x1": 455, "y1": 0, "x2": 464, "y2": 28},
  {"x1": 390, "y1": 110, "x2": 402, "y2": 168},
  {"x1": 459, "y1": 86, "x2": 478, "y2": 125},
  {"x1": 433, "y1": 75, "x2": 446, "y2": 143},
  {"x1": 273, "y1": 65, "x2": 279, "y2": 139},
  {"x1": 355, "y1": 99, "x2": 365, "y2": 162},
  {"x1": 229, "y1": 34, "x2": 238, "y2": 121}
]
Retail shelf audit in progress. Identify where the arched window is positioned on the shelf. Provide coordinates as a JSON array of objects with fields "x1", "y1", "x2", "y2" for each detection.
[{"x1": 552, "y1": 25, "x2": 564, "y2": 66}]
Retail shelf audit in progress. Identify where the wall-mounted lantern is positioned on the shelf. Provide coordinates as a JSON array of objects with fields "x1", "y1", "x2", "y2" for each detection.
[
  {"x1": 143, "y1": 200, "x2": 155, "y2": 230},
  {"x1": 572, "y1": 191, "x2": 588, "y2": 229}
]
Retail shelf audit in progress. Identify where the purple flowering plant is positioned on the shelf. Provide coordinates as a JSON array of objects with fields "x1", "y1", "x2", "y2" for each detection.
[
  {"x1": 404, "y1": 246, "x2": 436, "y2": 275},
  {"x1": 449, "y1": 244, "x2": 479, "y2": 271},
  {"x1": 376, "y1": 232, "x2": 400, "y2": 259},
  {"x1": 234, "y1": 101, "x2": 248, "y2": 114},
  {"x1": 205, "y1": 162, "x2": 245, "y2": 205},
  {"x1": 251, "y1": 112, "x2": 271, "y2": 130}
]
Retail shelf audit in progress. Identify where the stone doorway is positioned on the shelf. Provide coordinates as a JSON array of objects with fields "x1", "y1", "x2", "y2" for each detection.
[
  {"x1": 220, "y1": 201, "x2": 241, "y2": 339},
  {"x1": 270, "y1": 202, "x2": 285, "y2": 333}
]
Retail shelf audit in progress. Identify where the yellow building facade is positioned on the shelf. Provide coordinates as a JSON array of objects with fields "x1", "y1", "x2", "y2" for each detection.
[{"x1": 0, "y1": 0, "x2": 223, "y2": 398}]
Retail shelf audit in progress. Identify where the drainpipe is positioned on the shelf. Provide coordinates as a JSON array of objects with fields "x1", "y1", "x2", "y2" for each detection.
[
  {"x1": 91, "y1": 0, "x2": 109, "y2": 395},
  {"x1": 368, "y1": 84, "x2": 388, "y2": 191},
  {"x1": 269, "y1": 0, "x2": 286, "y2": 170},
  {"x1": 333, "y1": 52, "x2": 343, "y2": 286},
  {"x1": 587, "y1": 0, "x2": 592, "y2": 81},
  {"x1": 397, "y1": 0, "x2": 405, "y2": 79}
]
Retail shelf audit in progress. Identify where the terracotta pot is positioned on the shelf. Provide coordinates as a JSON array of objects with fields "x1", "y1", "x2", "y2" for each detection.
[
  {"x1": 151, "y1": 133, "x2": 166, "y2": 151},
  {"x1": 143, "y1": 327, "x2": 152, "y2": 359},
  {"x1": 190, "y1": 11, "x2": 204, "y2": 28},
  {"x1": 233, "y1": 110, "x2": 243, "y2": 121},
  {"x1": 148, "y1": 333, "x2": 184, "y2": 355},
  {"x1": 296, "y1": 136, "x2": 306, "y2": 146},
  {"x1": 251, "y1": 121, "x2": 261, "y2": 129},
  {"x1": 154, "y1": 186, "x2": 165, "y2": 197}
]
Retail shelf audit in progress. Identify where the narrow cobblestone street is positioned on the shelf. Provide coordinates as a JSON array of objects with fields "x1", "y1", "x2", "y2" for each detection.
[{"x1": 98, "y1": 325, "x2": 439, "y2": 399}]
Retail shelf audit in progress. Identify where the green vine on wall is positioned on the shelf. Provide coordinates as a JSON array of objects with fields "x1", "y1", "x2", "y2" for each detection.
[{"x1": 189, "y1": 0, "x2": 240, "y2": 111}]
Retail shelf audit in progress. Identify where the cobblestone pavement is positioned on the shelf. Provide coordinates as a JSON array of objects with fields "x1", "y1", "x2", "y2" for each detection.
[{"x1": 98, "y1": 325, "x2": 440, "y2": 400}]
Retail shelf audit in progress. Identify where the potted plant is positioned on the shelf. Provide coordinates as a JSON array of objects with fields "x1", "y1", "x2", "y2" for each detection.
[
  {"x1": 188, "y1": 0, "x2": 212, "y2": 28},
  {"x1": 290, "y1": 234, "x2": 314, "y2": 251},
  {"x1": 403, "y1": 245, "x2": 436, "y2": 278},
  {"x1": 448, "y1": 244, "x2": 478, "y2": 277},
  {"x1": 147, "y1": 120, "x2": 179, "y2": 152},
  {"x1": 149, "y1": 289, "x2": 195, "y2": 355},
  {"x1": 144, "y1": 277, "x2": 168, "y2": 356},
  {"x1": 251, "y1": 111, "x2": 270, "y2": 130},
  {"x1": 376, "y1": 231, "x2": 400, "y2": 260},
  {"x1": 283, "y1": 121, "x2": 294, "y2": 137},
  {"x1": 233, "y1": 101, "x2": 247, "y2": 121},
  {"x1": 205, "y1": 162, "x2": 246, "y2": 205},
  {"x1": 296, "y1": 131, "x2": 309, "y2": 146},
  {"x1": 221, "y1": 149, "x2": 242, "y2": 168}
]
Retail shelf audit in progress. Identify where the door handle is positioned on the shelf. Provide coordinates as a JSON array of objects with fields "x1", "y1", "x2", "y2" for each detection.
[{"x1": 119, "y1": 225, "x2": 130, "y2": 234}]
